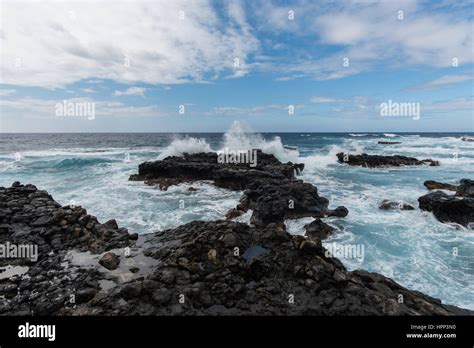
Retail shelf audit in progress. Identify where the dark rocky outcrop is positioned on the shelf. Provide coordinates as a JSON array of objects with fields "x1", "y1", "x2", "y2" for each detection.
[
  {"x1": 130, "y1": 151, "x2": 345, "y2": 227},
  {"x1": 418, "y1": 179, "x2": 474, "y2": 227},
  {"x1": 304, "y1": 219, "x2": 336, "y2": 243},
  {"x1": 130, "y1": 151, "x2": 303, "y2": 191},
  {"x1": 377, "y1": 141, "x2": 402, "y2": 145},
  {"x1": 424, "y1": 180, "x2": 458, "y2": 191},
  {"x1": 0, "y1": 182, "x2": 137, "y2": 316},
  {"x1": 456, "y1": 179, "x2": 474, "y2": 198},
  {"x1": 379, "y1": 200, "x2": 415, "y2": 211},
  {"x1": 337, "y1": 153, "x2": 439, "y2": 167},
  {"x1": 86, "y1": 220, "x2": 470, "y2": 315}
]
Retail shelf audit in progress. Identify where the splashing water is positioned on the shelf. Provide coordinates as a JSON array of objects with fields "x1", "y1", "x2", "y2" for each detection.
[
  {"x1": 157, "y1": 136, "x2": 212, "y2": 159},
  {"x1": 156, "y1": 121, "x2": 300, "y2": 163}
]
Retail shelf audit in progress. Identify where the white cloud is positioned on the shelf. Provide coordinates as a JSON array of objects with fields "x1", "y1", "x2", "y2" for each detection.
[
  {"x1": 316, "y1": 15, "x2": 369, "y2": 45},
  {"x1": 1, "y1": 0, "x2": 259, "y2": 88},
  {"x1": 209, "y1": 104, "x2": 291, "y2": 116},
  {"x1": 0, "y1": 96, "x2": 160, "y2": 119},
  {"x1": 114, "y1": 87, "x2": 146, "y2": 97},
  {"x1": 80, "y1": 88, "x2": 96, "y2": 93},
  {"x1": 422, "y1": 97, "x2": 474, "y2": 112},
  {"x1": 1, "y1": 0, "x2": 472, "y2": 88},
  {"x1": 254, "y1": 0, "x2": 473, "y2": 80},
  {"x1": 411, "y1": 73, "x2": 474, "y2": 90},
  {"x1": 0, "y1": 89, "x2": 16, "y2": 96},
  {"x1": 310, "y1": 96, "x2": 336, "y2": 103}
]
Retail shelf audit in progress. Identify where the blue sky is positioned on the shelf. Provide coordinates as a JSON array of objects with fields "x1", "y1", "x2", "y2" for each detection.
[{"x1": 0, "y1": 0, "x2": 473, "y2": 132}]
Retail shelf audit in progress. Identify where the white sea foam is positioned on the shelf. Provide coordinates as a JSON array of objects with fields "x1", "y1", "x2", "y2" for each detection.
[
  {"x1": 156, "y1": 121, "x2": 300, "y2": 163},
  {"x1": 157, "y1": 137, "x2": 212, "y2": 159},
  {"x1": 222, "y1": 121, "x2": 300, "y2": 163}
]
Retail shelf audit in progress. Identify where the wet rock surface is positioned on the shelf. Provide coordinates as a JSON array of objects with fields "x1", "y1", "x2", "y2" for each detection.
[
  {"x1": 418, "y1": 179, "x2": 474, "y2": 227},
  {"x1": 304, "y1": 219, "x2": 336, "y2": 243},
  {"x1": 337, "y1": 152, "x2": 439, "y2": 167},
  {"x1": 99, "y1": 252, "x2": 120, "y2": 270},
  {"x1": 129, "y1": 151, "x2": 303, "y2": 191},
  {"x1": 424, "y1": 180, "x2": 458, "y2": 191}
]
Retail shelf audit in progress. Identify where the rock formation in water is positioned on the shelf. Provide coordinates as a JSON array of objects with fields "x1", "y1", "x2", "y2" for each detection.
[{"x1": 336, "y1": 153, "x2": 439, "y2": 167}]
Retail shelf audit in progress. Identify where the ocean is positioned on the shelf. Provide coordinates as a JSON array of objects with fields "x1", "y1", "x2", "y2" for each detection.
[{"x1": 0, "y1": 126, "x2": 473, "y2": 309}]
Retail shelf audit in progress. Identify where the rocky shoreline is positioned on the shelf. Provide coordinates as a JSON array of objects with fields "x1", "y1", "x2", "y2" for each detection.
[{"x1": 0, "y1": 152, "x2": 472, "y2": 315}]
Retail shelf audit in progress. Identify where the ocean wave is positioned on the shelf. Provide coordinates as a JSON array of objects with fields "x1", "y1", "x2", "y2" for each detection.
[
  {"x1": 349, "y1": 133, "x2": 368, "y2": 137},
  {"x1": 383, "y1": 133, "x2": 399, "y2": 138},
  {"x1": 157, "y1": 137, "x2": 212, "y2": 159},
  {"x1": 53, "y1": 157, "x2": 118, "y2": 169},
  {"x1": 157, "y1": 121, "x2": 300, "y2": 163}
]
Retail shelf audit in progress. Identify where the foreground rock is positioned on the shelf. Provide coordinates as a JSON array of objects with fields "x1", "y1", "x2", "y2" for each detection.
[
  {"x1": 85, "y1": 220, "x2": 470, "y2": 315},
  {"x1": 0, "y1": 182, "x2": 471, "y2": 316},
  {"x1": 337, "y1": 153, "x2": 439, "y2": 167},
  {"x1": 418, "y1": 179, "x2": 474, "y2": 227},
  {"x1": 131, "y1": 151, "x2": 347, "y2": 226},
  {"x1": 99, "y1": 252, "x2": 120, "y2": 270},
  {"x1": 0, "y1": 182, "x2": 137, "y2": 315},
  {"x1": 304, "y1": 219, "x2": 336, "y2": 243}
]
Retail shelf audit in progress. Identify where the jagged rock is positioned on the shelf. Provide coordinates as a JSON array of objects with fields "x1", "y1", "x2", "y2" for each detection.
[
  {"x1": 304, "y1": 219, "x2": 335, "y2": 242},
  {"x1": 379, "y1": 200, "x2": 415, "y2": 210},
  {"x1": 378, "y1": 141, "x2": 402, "y2": 145},
  {"x1": 224, "y1": 207, "x2": 245, "y2": 220},
  {"x1": 424, "y1": 180, "x2": 457, "y2": 191},
  {"x1": 131, "y1": 151, "x2": 346, "y2": 227},
  {"x1": 130, "y1": 151, "x2": 303, "y2": 191},
  {"x1": 326, "y1": 206, "x2": 349, "y2": 217},
  {"x1": 337, "y1": 153, "x2": 439, "y2": 167},
  {"x1": 456, "y1": 179, "x2": 474, "y2": 198},
  {"x1": 92, "y1": 220, "x2": 470, "y2": 316},
  {"x1": 418, "y1": 191, "x2": 474, "y2": 227},
  {"x1": 241, "y1": 178, "x2": 333, "y2": 226},
  {"x1": 99, "y1": 252, "x2": 120, "y2": 270},
  {"x1": 104, "y1": 219, "x2": 119, "y2": 230}
]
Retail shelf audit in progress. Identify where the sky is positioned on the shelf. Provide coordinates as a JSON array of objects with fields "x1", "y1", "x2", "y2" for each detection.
[{"x1": 0, "y1": 0, "x2": 473, "y2": 133}]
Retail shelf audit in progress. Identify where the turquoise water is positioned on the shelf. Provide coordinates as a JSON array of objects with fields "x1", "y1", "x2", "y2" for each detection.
[{"x1": 0, "y1": 130, "x2": 473, "y2": 309}]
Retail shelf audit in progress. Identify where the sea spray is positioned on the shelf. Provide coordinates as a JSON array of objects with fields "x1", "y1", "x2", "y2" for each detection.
[
  {"x1": 157, "y1": 137, "x2": 212, "y2": 159},
  {"x1": 156, "y1": 121, "x2": 299, "y2": 163}
]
